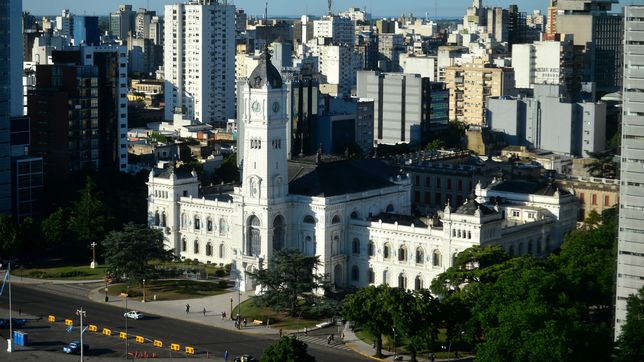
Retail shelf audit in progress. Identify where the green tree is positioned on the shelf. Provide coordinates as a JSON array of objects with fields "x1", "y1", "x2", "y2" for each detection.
[
  {"x1": 68, "y1": 177, "x2": 111, "y2": 247},
  {"x1": 392, "y1": 289, "x2": 441, "y2": 362},
  {"x1": 342, "y1": 285, "x2": 395, "y2": 357},
  {"x1": 247, "y1": 249, "x2": 327, "y2": 317},
  {"x1": 261, "y1": 336, "x2": 315, "y2": 362},
  {"x1": 424, "y1": 139, "x2": 446, "y2": 151},
  {"x1": 41, "y1": 208, "x2": 68, "y2": 246},
  {"x1": 212, "y1": 153, "x2": 240, "y2": 184},
  {"x1": 616, "y1": 287, "x2": 644, "y2": 362},
  {"x1": 584, "y1": 149, "x2": 618, "y2": 179},
  {"x1": 0, "y1": 215, "x2": 21, "y2": 257},
  {"x1": 101, "y1": 224, "x2": 174, "y2": 284}
]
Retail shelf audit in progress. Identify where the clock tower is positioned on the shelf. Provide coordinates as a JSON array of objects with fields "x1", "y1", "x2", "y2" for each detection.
[{"x1": 240, "y1": 51, "x2": 289, "y2": 204}]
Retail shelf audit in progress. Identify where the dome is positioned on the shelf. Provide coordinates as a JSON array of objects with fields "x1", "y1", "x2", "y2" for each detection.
[{"x1": 247, "y1": 52, "x2": 283, "y2": 89}]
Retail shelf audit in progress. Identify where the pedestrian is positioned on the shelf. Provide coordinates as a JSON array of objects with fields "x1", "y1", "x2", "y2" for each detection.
[
  {"x1": 430, "y1": 352, "x2": 436, "y2": 362},
  {"x1": 202, "y1": 307, "x2": 206, "y2": 317},
  {"x1": 341, "y1": 332, "x2": 345, "y2": 340},
  {"x1": 327, "y1": 335, "x2": 332, "y2": 344},
  {"x1": 304, "y1": 327, "x2": 308, "y2": 336},
  {"x1": 223, "y1": 311, "x2": 226, "y2": 319},
  {"x1": 185, "y1": 303, "x2": 190, "y2": 314},
  {"x1": 221, "y1": 311, "x2": 225, "y2": 320},
  {"x1": 224, "y1": 350, "x2": 228, "y2": 362},
  {"x1": 243, "y1": 318, "x2": 247, "y2": 328},
  {"x1": 279, "y1": 328, "x2": 283, "y2": 337}
]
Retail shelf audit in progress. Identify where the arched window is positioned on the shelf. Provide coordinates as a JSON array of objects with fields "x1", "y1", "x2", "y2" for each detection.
[
  {"x1": 368, "y1": 268, "x2": 375, "y2": 284},
  {"x1": 303, "y1": 215, "x2": 316, "y2": 224},
  {"x1": 273, "y1": 215, "x2": 285, "y2": 252},
  {"x1": 467, "y1": 231, "x2": 471, "y2": 239},
  {"x1": 194, "y1": 216, "x2": 201, "y2": 230},
  {"x1": 219, "y1": 218, "x2": 228, "y2": 236},
  {"x1": 332, "y1": 235, "x2": 341, "y2": 255},
  {"x1": 219, "y1": 243, "x2": 225, "y2": 258},
  {"x1": 452, "y1": 229, "x2": 456, "y2": 237},
  {"x1": 205, "y1": 242, "x2": 212, "y2": 256},
  {"x1": 304, "y1": 236, "x2": 314, "y2": 256},
  {"x1": 352, "y1": 238, "x2": 360, "y2": 254},
  {"x1": 386, "y1": 204, "x2": 394, "y2": 213},
  {"x1": 398, "y1": 273, "x2": 407, "y2": 289},
  {"x1": 154, "y1": 211, "x2": 160, "y2": 226},
  {"x1": 246, "y1": 216, "x2": 261, "y2": 256},
  {"x1": 398, "y1": 245, "x2": 407, "y2": 262},
  {"x1": 350, "y1": 211, "x2": 359, "y2": 220},
  {"x1": 194, "y1": 240, "x2": 200, "y2": 254},
  {"x1": 161, "y1": 212, "x2": 166, "y2": 227},
  {"x1": 452, "y1": 252, "x2": 458, "y2": 267},
  {"x1": 332, "y1": 215, "x2": 341, "y2": 224},
  {"x1": 181, "y1": 239, "x2": 187, "y2": 252},
  {"x1": 432, "y1": 249, "x2": 442, "y2": 267},
  {"x1": 383, "y1": 243, "x2": 391, "y2": 259},
  {"x1": 181, "y1": 213, "x2": 186, "y2": 229},
  {"x1": 207, "y1": 218, "x2": 213, "y2": 232},
  {"x1": 415, "y1": 275, "x2": 423, "y2": 290},
  {"x1": 528, "y1": 240, "x2": 533, "y2": 255},
  {"x1": 518, "y1": 242, "x2": 524, "y2": 255},
  {"x1": 509, "y1": 245, "x2": 515, "y2": 257},
  {"x1": 368, "y1": 241, "x2": 375, "y2": 256},
  {"x1": 383, "y1": 270, "x2": 389, "y2": 285},
  {"x1": 351, "y1": 266, "x2": 359, "y2": 282},
  {"x1": 544, "y1": 236, "x2": 551, "y2": 252},
  {"x1": 416, "y1": 247, "x2": 425, "y2": 264}
]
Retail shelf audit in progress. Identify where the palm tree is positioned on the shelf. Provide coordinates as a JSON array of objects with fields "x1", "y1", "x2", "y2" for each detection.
[{"x1": 584, "y1": 149, "x2": 618, "y2": 179}]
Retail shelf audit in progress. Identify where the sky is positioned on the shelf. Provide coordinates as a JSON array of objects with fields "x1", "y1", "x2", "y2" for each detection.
[{"x1": 23, "y1": 0, "x2": 555, "y2": 18}]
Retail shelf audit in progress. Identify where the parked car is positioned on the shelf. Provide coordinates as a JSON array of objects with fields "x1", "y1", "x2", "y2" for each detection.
[
  {"x1": 63, "y1": 341, "x2": 89, "y2": 354},
  {"x1": 233, "y1": 355, "x2": 257, "y2": 362},
  {"x1": 0, "y1": 318, "x2": 26, "y2": 329},
  {"x1": 124, "y1": 310, "x2": 144, "y2": 320}
]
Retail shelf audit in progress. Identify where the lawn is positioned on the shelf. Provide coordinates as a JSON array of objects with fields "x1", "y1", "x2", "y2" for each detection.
[
  {"x1": 232, "y1": 298, "x2": 324, "y2": 330},
  {"x1": 353, "y1": 326, "x2": 469, "y2": 359},
  {"x1": 15, "y1": 262, "x2": 108, "y2": 281},
  {"x1": 107, "y1": 279, "x2": 233, "y2": 301}
]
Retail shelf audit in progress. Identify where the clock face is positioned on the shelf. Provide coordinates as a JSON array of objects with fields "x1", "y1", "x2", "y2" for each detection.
[
  {"x1": 251, "y1": 101, "x2": 261, "y2": 113},
  {"x1": 272, "y1": 101, "x2": 280, "y2": 113}
]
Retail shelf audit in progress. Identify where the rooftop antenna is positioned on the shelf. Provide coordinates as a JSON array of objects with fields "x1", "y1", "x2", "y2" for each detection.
[
  {"x1": 264, "y1": 1, "x2": 268, "y2": 20},
  {"x1": 327, "y1": 0, "x2": 333, "y2": 16}
]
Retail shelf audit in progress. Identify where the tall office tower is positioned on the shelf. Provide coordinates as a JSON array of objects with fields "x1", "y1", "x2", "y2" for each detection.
[
  {"x1": 313, "y1": 15, "x2": 355, "y2": 45},
  {"x1": 164, "y1": 0, "x2": 236, "y2": 126},
  {"x1": 235, "y1": 9, "x2": 247, "y2": 33},
  {"x1": 28, "y1": 47, "x2": 129, "y2": 183},
  {"x1": 149, "y1": 16, "x2": 164, "y2": 46},
  {"x1": 317, "y1": 44, "x2": 362, "y2": 97},
  {"x1": 0, "y1": 0, "x2": 22, "y2": 214},
  {"x1": 110, "y1": 4, "x2": 135, "y2": 40},
  {"x1": 135, "y1": 8, "x2": 156, "y2": 39},
  {"x1": 508, "y1": 5, "x2": 528, "y2": 48},
  {"x1": 615, "y1": 4, "x2": 644, "y2": 339},
  {"x1": 556, "y1": 0, "x2": 622, "y2": 93},
  {"x1": 73, "y1": 16, "x2": 100, "y2": 46},
  {"x1": 487, "y1": 7, "x2": 509, "y2": 43},
  {"x1": 56, "y1": 9, "x2": 73, "y2": 38}
]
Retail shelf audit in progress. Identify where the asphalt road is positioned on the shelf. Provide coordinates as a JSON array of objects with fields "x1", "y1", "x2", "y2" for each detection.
[{"x1": 0, "y1": 284, "x2": 368, "y2": 361}]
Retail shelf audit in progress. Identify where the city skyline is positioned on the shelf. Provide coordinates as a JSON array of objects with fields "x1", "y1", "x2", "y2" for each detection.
[{"x1": 24, "y1": 0, "x2": 553, "y2": 18}]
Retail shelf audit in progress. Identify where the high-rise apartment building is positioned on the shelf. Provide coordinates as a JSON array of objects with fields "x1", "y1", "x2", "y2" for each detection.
[
  {"x1": 0, "y1": 0, "x2": 22, "y2": 215},
  {"x1": 164, "y1": 0, "x2": 235, "y2": 126},
  {"x1": 110, "y1": 4, "x2": 135, "y2": 40},
  {"x1": 149, "y1": 16, "x2": 164, "y2": 46},
  {"x1": 313, "y1": 15, "x2": 355, "y2": 45},
  {"x1": 357, "y1": 71, "x2": 448, "y2": 147},
  {"x1": 28, "y1": 47, "x2": 129, "y2": 183},
  {"x1": 73, "y1": 16, "x2": 100, "y2": 46},
  {"x1": 56, "y1": 9, "x2": 73, "y2": 39},
  {"x1": 318, "y1": 44, "x2": 362, "y2": 97},
  {"x1": 615, "y1": 4, "x2": 644, "y2": 338},
  {"x1": 556, "y1": 0, "x2": 622, "y2": 93},
  {"x1": 444, "y1": 61, "x2": 515, "y2": 125},
  {"x1": 135, "y1": 8, "x2": 156, "y2": 39}
]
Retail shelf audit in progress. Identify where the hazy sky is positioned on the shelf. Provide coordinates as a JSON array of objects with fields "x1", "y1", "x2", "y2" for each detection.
[{"x1": 23, "y1": 0, "x2": 555, "y2": 18}]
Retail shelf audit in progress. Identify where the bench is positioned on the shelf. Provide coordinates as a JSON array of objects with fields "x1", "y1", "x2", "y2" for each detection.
[{"x1": 252, "y1": 320, "x2": 263, "y2": 325}]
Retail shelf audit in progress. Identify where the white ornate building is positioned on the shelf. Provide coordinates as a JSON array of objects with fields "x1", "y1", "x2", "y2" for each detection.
[{"x1": 147, "y1": 52, "x2": 579, "y2": 292}]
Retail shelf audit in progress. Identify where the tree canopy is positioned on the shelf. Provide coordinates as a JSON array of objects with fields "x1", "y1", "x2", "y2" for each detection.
[
  {"x1": 616, "y1": 287, "x2": 644, "y2": 362},
  {"x1": 261, "y1": 336, "x2": 315, "y2": 362},
  {"x1": 248, "y1": 249, "x2": 327, "y2": 316},
  {"x1": 101, "y1": 223, "x2": 173, "y2": 284}
]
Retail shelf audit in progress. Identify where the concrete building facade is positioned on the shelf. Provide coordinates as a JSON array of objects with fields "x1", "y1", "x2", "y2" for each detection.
[
  {"x1": 615, "y1": 4, "x2": 644, "y2": 338},
  {"x1": 445, "y1": 61, "x2": 515, "y2": 125},
  {"x1": 164, "y1": 0, "x2": 236, "y2": 126},
  {"x1": 512, "y1": 40, "x2": 579, "y2": 97}
]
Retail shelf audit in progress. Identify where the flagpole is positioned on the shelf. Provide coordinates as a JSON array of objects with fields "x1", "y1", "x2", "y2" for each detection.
[{"x1": 7, "y1": 262, "x2": 12, "y2": 353}]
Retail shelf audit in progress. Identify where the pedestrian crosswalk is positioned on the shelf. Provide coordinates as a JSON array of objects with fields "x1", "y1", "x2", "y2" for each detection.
[{"x1": 294, "y1": 334, "x2": 352, "y2": 352}]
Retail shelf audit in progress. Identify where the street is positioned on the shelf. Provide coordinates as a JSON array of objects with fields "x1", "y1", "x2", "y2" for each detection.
[{"x1": 0, "y1": 284, "x2": 368, "y2": 361}]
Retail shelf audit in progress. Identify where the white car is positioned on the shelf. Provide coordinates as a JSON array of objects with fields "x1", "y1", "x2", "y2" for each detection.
[{"x1": 124, "y1": 311, "x2": 144, "y2": 320}]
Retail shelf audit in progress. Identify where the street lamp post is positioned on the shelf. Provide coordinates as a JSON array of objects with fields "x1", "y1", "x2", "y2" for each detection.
[
  {"x1": 229, "y1": 297, "x2": 233, "y2": 320},
  {"x1": 90, "y1": 242, "x2": 97, "y2": 269},
  {"x1": 124, "y1": 286, "x2": 129, "y2": 359},
  {"x1": 76, "y1": 308, "x2": 86, "y2": 362},
  {"x1": 392, "y1": 328, "x2": 397, "y2": 359},
  {"x1": 104, "y1": 277, "x2": 109, "y2": 302},
  {"x1": 141, "y1": 279, "x2": 146, "y2": 303}
]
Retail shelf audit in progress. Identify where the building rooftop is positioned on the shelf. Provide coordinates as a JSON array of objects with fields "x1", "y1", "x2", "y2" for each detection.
[
  {"x1": 455, "y1": 198, "x2": 497, "y2": 216},
  {"x1": 152, "y1": 165, "x2": 196, "y2": 180},
  {"x1": 369, "y1": 213, "x2": 428, "y2": 227},
  {"x1": 288, "y1": 158, "x2": 403, "y2": 197},
  {"x1": 490, "y1": 180, "x2": 571, "y2": 196}
]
